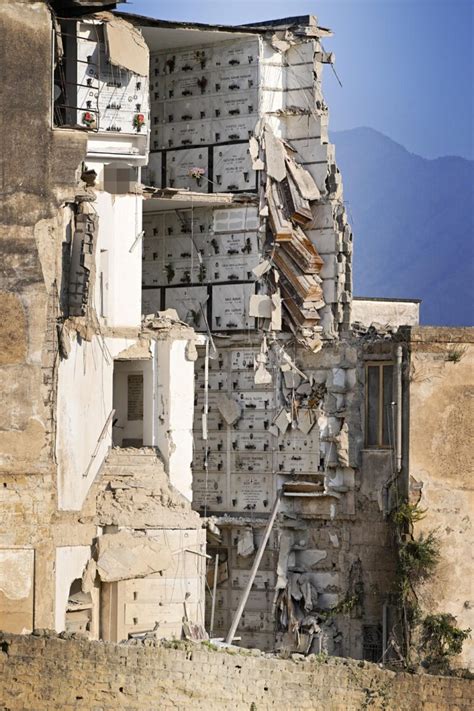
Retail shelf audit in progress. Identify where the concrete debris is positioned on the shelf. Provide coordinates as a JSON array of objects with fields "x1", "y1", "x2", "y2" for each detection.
[
  {"x1": 286, "y1": 158, "x2": 321, "y2": 202},
  {"x1": 96, "y1": 449, "x2": 200, "y2": 529},
  {"x1": 271, "y1": 293, "x2": 283, "y2": 331},
  {"x1": 237, "y1": 527, "x2": 255, "y2": 558},
  {"x1": 270, "y1": 34, "x2": 293, "y2": 53},
  {"x1": 249, "y1": 136, "x2": 265, "y2": 171},
  {"x1": 182, "y1": 619, "x2": 209, "y2": 642},
  {"x1": 57, "y1": 323, "x2": 71, "y2": 360},
  {"x1": 264, "y1": 126, "x2": 287, "y2": 182},
  {"x1": 296, "y1": 409, "x2": 317, "y2": 434},
  {"x1": 273, "y1": 407, "x2": 292, "y2": 434},
  {"x1": 249, "y1": 294, "x2": 272, "y2": 319},
  {"x1": 283, "y1": 481, "x2": 324, "y2": 495},
  {"x1": 252, "y1": 259, "x2": 272, "y2": 279},
  {"x1": 185, "y1": 339, "x2": 198, "y2": 361},
  {"x1": 296, "y1": 549, "x2": 327, "y2": 569},
  {"x1": 99, "y1": 13, "x2": 149, "y2": 76},
  {"x1": 142, "y1": 310, "x2": 194, "y2": 338},
  {"x1": 206, "y1": 560, "x2": 229, "y2": 588},
  {"x1": 351, "y1": 321, "x2": 399, "y2": 341},
  {"x1": 95, "y1": 530, "x2": 173, "y2": 583},
  {"x1": 281, "y1": 363, "x2": 302, "y2": 390},
  {"x1": 255, "y1": 362, "x2": 273, "y2": 385},
  {"x1": 334, "y1": 422, "x2": 349, "y2": 467},
  {"x1": 146, "y1": 308, "x2": 179, "y2": 322},
  {"x1": 216, "y1": 394, "x2": 241, "y2": 425},
  {"x1": 276, "y1": 532, "x2": 293, "y2": 591},
  {"x1": 81, "y1": 559, "x2": 97, "y2": 595}
]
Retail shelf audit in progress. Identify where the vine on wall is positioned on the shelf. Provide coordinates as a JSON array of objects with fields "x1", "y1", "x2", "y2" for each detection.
[{"x1": 391, "y1": 502, "x2": 470, "y2": 673}]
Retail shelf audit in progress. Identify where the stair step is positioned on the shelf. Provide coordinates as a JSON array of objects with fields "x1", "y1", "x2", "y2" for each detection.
[
  {"x1": 105, "y1": 449, "x2": 163, "y2": 467},
  {"x1": 102, "y1": 469, "x2": 166, "y2": 481},
  {"x1": 105, "y1": 458, "x2": 162, "y2": 467}
]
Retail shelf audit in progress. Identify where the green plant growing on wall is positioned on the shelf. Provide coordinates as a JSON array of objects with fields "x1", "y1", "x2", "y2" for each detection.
[
  {"x1": 422, "y1": 614, "x2": 471, "y2": 670},
  {"x1": 391, "y1": 502, "x2": 426, "y2": 530},
  {"x1": 331, "y1": 593, "x2": 360, "y2": 617},
  {"x1": 445, "y1": 345, "x2": 467, "y2": 363},
  {"x1": 319, "y1": 589, "x2": 364, "y2": 622},
  {"x1": 391, "y1": 500, "x2": 470, "y2": 672},
  {"x1": 398, "y1": 531, "x2": 440, "y2": 585}
]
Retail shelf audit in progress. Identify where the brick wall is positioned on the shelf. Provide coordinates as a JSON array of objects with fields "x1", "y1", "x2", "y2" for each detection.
[{"x1": 0, "y1": 632, "x2": 472, "y2": 711}]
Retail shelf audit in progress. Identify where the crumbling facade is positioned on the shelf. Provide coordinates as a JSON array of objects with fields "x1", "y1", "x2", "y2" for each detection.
[
  {"x1": 0, "y1": 0, "x2": 472, "y2": 674},
  {"x1": 0, "y1": 1, "x2": 205, "y2": 643}
]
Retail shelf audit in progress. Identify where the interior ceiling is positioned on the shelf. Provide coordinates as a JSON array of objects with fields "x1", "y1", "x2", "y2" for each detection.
[{"x1": 141, "y1": 26, "x2": 255, "y2": 52}]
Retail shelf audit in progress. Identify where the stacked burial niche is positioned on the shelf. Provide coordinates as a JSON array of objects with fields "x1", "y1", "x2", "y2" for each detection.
[{"x1": 138, "y1": 16, "x2": 356, "y2": 653}]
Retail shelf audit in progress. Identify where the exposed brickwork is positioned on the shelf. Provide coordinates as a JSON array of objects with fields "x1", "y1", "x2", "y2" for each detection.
[{"x1": 0, "y1": 633, "x2": 472, "y2": 711}]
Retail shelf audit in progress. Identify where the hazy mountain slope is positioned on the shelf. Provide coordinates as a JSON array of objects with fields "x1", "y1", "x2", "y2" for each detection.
[{"x1": 331, "y1": 127, "x2": 474, "y2": 326}]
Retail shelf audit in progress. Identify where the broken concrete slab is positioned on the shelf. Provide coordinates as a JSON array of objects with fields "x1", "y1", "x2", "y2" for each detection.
[
  {"x1": 95, "y1": 530, "x2": 173, "y2": 583},
  {"x1": 216, "y1": 394, "x2": 241, "y2": 425}
]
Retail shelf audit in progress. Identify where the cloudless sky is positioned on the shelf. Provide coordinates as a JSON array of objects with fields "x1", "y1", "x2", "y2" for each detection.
[{"x1": 122, "y1": 0, "x2": 473, "y2": 160}]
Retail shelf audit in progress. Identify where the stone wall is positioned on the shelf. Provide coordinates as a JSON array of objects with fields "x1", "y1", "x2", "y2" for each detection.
[
  {"x1": 0, "y1": 632, "x2": 472, "y2": 711},
  {"x1": 407, "y1": 327, "x2": 474, "y2": 670}
]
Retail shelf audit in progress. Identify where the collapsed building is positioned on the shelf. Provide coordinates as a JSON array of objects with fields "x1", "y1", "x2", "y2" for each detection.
[{"x1": 0, "y1": 0, "x2": 472, "y2": 671}]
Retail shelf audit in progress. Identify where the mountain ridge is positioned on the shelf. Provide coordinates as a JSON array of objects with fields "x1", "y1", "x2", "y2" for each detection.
[{"x1": 331, "y1": 126, "x2": 474, "y2": 326}]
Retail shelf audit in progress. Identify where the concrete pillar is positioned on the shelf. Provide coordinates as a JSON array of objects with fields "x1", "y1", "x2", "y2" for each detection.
[{"x1": 155, "y1": 338, "x2": 195, "y2": 501}]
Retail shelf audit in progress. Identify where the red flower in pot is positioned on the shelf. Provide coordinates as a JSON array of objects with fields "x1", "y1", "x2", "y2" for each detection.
[
  {"x1": 82, "y1": 111, "x2": 96, "y2": 128},
  {"x1": 133, "y1": 113, "x2": 146, "y2": 131}
]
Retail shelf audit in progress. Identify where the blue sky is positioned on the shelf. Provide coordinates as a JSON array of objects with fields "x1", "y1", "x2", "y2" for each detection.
[{"x1": 122, "y1": 0, "x2": 473, "y2": 160}]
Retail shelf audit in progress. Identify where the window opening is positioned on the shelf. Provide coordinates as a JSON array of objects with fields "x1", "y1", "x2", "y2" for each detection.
[
  {"x1": 363, "y1": 624, "x2": 383, "y2": 662},
  {"x1": 365, "y1": 362, "x2": 394, "y2": 447}
]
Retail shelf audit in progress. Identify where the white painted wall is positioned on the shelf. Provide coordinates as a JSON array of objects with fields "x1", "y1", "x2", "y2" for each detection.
[
  {"x1": 110, "y1": 193, "x2": 143, "y2": 328},
  {"x1": 351, "y1": 299, "x2": 420, "y2": 328},
  {"x1": 155, "y1": 339, "x2": 195, "y2": 501},
  {"x1": 55, "y1": 546, "x2": 92, "y2": 633},
  {"x1": 143, "y1": 340, "x2": 156, "y2": 446},
  {"x1": 93, "y1": 190, "x2": 143, "y2": 329},
  {"x1": 56, "y1": 334, "x2": 134, "y2": 510}
]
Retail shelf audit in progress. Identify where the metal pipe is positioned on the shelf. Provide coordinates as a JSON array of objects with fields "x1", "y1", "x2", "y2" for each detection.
[
  {"x1": 210, "y1": 553, "x2": 219, "y2": 637},
  {"x1": 225, "y1": 489, "x2": 282, "y2": 645},
  {"x1": 82, "y1": 408, "x2": 115, "y2": 478},
  {"x1": 395, "y1": 345, "x2": 403, "y2": 472}
]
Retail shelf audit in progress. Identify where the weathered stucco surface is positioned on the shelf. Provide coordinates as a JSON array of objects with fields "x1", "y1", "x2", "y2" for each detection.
[
  {"x1": 0, "y1": 0, "x2": 88, "y2": 634},
  {"x1": 0, "y1": 1, "x2": 86, "y2": 474},
  {"x1": 352, "y1": 298, "x2": 420, "y2": 328},
  {"x1": 408, "y1": 327, "x2": 474, "y2": 669}
]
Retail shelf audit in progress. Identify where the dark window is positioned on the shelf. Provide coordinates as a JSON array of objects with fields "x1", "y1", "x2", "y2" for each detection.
[
  {"x1": 363, "y1": 624, "x2": 383, "y2": 662},
  {"x1": 365, "y1": 363, "x2": 394, "y2": 447}
]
